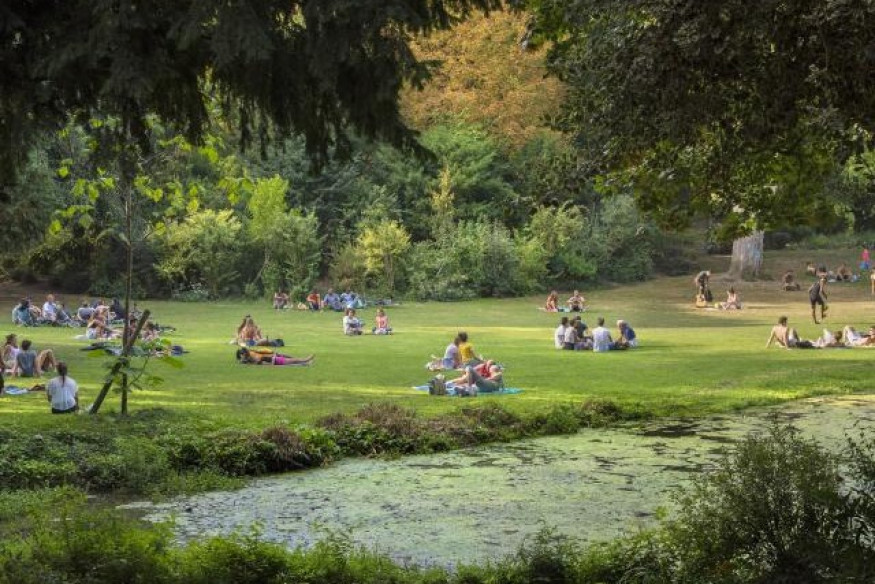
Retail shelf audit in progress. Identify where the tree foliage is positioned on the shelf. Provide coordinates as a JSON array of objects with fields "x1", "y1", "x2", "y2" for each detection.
[
  {"x1": 525, "y1": 0, "x2": 875, "y2": 234},
  {"x1": 0, "y1": 0, "x2": 502, "y2": 190}
]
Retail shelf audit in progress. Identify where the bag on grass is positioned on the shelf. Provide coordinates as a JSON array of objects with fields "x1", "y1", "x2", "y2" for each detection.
[{"x1": 428, "y1": 375, "x2": 447, "y2": 396}]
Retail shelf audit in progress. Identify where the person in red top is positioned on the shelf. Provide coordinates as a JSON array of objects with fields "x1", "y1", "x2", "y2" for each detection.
[{"x1": 306, "y1": 290, "x2": 321, "y2": 311}]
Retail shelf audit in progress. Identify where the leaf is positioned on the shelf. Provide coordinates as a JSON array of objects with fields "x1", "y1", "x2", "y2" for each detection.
[{"x1": 57, "y1": 166, "x2": 69, "y2": 179}]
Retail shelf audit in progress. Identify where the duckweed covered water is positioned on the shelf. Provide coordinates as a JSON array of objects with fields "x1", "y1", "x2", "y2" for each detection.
[{"x1": 124, "y1": 395, "x2": 875, "y2": 566}]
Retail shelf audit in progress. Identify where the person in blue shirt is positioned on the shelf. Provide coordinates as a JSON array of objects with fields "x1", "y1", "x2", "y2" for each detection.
[{"x1": 615, "y1": 320, "x2": 638, "y2": 349}]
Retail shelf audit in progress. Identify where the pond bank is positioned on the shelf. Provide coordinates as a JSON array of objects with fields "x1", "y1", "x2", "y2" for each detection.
[{"x1": 123, "y1": 394, "x2": 875, "y2": 567}]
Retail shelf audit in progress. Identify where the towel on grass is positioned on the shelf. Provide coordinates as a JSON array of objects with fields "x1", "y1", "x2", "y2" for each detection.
[
  {"x1": 4, "y1": 386, "x2": 30, "y2": 395},
  {"x1": 412, "y1": 384, "x2": 522, "y2": 396}
]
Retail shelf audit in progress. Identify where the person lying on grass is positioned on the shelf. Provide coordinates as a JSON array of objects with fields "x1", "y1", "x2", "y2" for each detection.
[
  {"x1": 447, "y1": 360, "x2": 504, "y2": 395},
  {"x1": 235, "y1": 347, "x2": 313, "y2": 366}
]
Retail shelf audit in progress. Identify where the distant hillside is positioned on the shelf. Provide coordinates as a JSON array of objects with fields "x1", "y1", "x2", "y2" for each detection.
[{"x1": 401, "y1": 10, "x2": 565, "y2": 149}]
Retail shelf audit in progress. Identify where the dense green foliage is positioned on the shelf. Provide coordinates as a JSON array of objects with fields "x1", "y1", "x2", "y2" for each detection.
[
  {"x1": 525, "y1": 0, "x2": 875, "y2": 237},
  {"x1": 0, "y1": 0, "x2": 507, "y2": 189}
]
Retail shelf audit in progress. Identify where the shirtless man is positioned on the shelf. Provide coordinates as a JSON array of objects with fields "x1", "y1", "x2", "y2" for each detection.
[{"x1": 766, "y1": 316, "x2": 799, "y2": 349}]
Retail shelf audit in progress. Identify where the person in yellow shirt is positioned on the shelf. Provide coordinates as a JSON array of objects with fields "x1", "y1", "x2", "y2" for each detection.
[{"x1": 457, "y1": 331, "x2": 481, "y2": 367}]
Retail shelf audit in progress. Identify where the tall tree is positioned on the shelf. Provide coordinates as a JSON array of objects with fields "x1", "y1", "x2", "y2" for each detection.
[
  {"x1": 523, "y1": 0, "x2": 875, "y2": 237},
  {"x1": 0, "y1": 0, "x2": 501, "y2": 190}
]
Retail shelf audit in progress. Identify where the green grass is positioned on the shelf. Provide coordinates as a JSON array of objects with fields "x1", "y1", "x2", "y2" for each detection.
[{"x1": 2, "y1": 249, "x2": 874, "y2": 432}]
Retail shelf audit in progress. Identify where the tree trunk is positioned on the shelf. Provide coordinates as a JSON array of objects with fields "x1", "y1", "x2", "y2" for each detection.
[{"x1": 726, "y1": 231, "x2": 764, "y2": 281}]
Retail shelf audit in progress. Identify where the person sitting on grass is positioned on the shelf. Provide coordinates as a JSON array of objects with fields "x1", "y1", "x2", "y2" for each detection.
[
  {"x1": 323, "y1": 289, "x2": 343, "y2": 311},
  {"x1": 372, "y1": 308, "x2": 392, "y2": 335},
  {"x1": 591, "y1": 317, "x2": 613, "y2": 353},
  {"x1": 46, "y1": 362, "x2": 78, "y2": 414},
  {"x1": 562, "y1": 320, "x2": 578, "y2": 350},
  {"x1": 457, "y1": 331, "x2": 482, "y2": 367},
  {"x1": 781, "y1": 270, "x2": 801, "y2": 291},
  {"x1": 615, "y1": 320, "x2": 638, "y2": 349},
  {"x1": 809, "y1": 275, "x2": 829, "y2": 324},
  {"x1": 766, "y1": 316, "x2": 810, "y2": 349},
  {"x1": 12, "y1": 299, "x2": 35, "y2": 327},
  {"x1": 3, "y1": 334, "x2": 19, "y2": 374},
  {"x1": 273, "y1": 290, "x2": 289, "y2": 310},
  {"x1": 76, "y1": 301, "x2": 95, "y2": 323},
  {"x1": 566, "y1": 290, "x2": 586, "y2": 312},
  {"x1": 836, "y1": 263, "x2": 852, "y2": 282},
  {"x1": 427, "y1": 336, "x2": 461, "y2": 371},
  {"x1": 544, "y1": 290, "x2": 559, "y2": 312},
  {"x1": 572, "y1": 316, "x2": 593, "y2": 350},
  {"x1": 236, "y1": 315, "x2": 264, "y2": 345},
  {"x1": 554, "y1": 317, "x2": 569, "y2": 349},
  {"x1": 16, "y1": 339, "x2": 57, "y2": 377},
  {"x1": 720, "y1": 287, "x2": 742, "y2": 310},
  {"x1": 236, "y1": 347, "x2": 314, "y2": 366},
  {"x1": 306, "y1": 290, "x2": 321, "y2": 311},
  {"x1": 343, "y1": 309, "x2": 363, "y2": 335}
]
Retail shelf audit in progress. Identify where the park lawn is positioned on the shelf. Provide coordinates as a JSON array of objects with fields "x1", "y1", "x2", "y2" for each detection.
[{"x1": 1, "y1": 249, "x2": 874, "y2": 432}]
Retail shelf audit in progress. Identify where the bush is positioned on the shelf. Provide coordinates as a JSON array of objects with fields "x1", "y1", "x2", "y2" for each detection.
[{"x1": 668, "y1": 425, "x2": 873, "y2": 583}]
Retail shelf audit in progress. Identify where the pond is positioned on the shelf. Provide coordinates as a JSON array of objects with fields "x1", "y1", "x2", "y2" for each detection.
[{"x1": 123, "y1": 395, "x2": 875, "y2": 567}]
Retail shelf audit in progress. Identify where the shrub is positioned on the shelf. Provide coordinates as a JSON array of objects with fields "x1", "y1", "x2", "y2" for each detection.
[{"x1": 668, "y1": 425, "x2": 868, "y2": 583}]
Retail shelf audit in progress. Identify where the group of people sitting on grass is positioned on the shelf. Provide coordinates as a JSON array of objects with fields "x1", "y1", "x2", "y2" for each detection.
[
  {"x1": 342, "y1": 308, "x2": 392, "y2": 336},
  {"x1": 426, "y1": 331, "x2": 504, "y2": 396},
  {"x1": 234, "y1": 315, "x2": 312, "y2": 365},
  {"x1": 2, "y1": 333, "x2": 57, "y2": 378},
  {"x1": 554, "y1": 316, "x2": 637, "y2": 352},
  {"x1": 273, "y1": 288, "x2": 367, "y2": 312},
  {"x1": 806, "y1": 262, "x2": 859, "y2": 283},
  {"x1": 766, "y1": 316, "x2": 875, "y2": 349},
  {"x1": 544, "y1": 290, "x2": 587, "y2": 312}
]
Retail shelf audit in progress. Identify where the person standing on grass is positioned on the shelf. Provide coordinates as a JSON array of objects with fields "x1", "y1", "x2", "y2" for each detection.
[
  {"x1": 809, "y1": 275, "x2": 829, "y2": 324},
  {"x1": 46, "y1": 362, "x2": 78, "y2": 414},
  {"x1": 694, "y1": 270, "x2": 711, "y2": 300},
  {"x1": 862, "y1": 245, "x2": 871, "y2": 271}
]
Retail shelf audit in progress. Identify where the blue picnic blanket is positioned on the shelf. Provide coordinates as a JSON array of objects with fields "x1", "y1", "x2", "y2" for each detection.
[
  {"x1": 4, "y1": 386, "x2": 30, "y2": 395},
  {"x1": 413, "y1": 384, "x2": 522, "y2": 397}
]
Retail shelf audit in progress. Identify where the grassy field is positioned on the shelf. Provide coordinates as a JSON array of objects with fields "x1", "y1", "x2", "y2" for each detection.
[{"x1": 1, "y1": 249, "x2": 874, "y2": 431}]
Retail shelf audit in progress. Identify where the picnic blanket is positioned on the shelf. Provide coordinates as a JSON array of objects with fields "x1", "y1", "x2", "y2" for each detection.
[
  {"x1": 412, "y1": 384, "x2": 522, "y2": 397},
  {"x1": 3, "y1": 386, "x2": 30, "y2": 395}
]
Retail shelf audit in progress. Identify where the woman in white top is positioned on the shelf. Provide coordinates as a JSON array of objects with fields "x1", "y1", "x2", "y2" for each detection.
[
  {"x1": 46, "y1": 362, "x2": 78, "y2": 414},
  {"x1": 554, "y1": 317, "x2": 569, "y2": 349}
]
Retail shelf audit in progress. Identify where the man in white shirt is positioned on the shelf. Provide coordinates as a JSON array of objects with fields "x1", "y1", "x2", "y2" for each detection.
[
  {"x1": 42, "y1": 294, "x2": 58, "y2": 323},
  {"x1": 554, "y1": 317, "x2": 569, "y2": 349},
  {"x1": 46, "y1": 362, "x2": 78, "y2": 414},
  {"x1": 591, "y1": 317, "x2": 613, "y2": 352}
]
